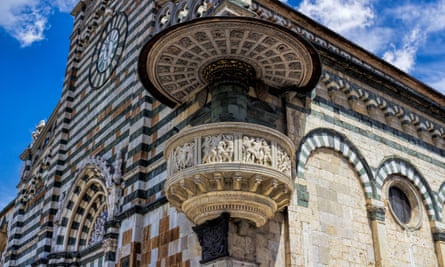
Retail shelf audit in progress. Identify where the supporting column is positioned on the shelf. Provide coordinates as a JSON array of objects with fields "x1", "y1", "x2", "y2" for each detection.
[
  {"x1": 203, "y1": 59, "x2": 255, "y2": 123},
  {"x1": 432, "y1": 221, "x2": 445, "y2": 267},
  {"x1": 103, "y1": 220, "x2": 120, "y2": 267},
  {"x1": 287, "y1": 178, "x2": 312, "y2": 267},
  {"x1": 367, "y1": 199, "x2": 388, "y2": 267}
]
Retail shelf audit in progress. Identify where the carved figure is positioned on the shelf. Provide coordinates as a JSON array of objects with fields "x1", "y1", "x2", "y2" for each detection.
[
  {"x1": 277, "y1": 148, "x2": 291, "y2": 175},
  {"x1": 242, "y1": 136, "x2": 271, "y2": 165},
  {"x1": 222, "y1": 136, "x2": 234, "y2": 162},
  {"x1": 202, "y1": 136, "x2": 219, "y2": 163},
  {"x1": 262, "y1": 140, "x2": 272, "y2": 166},
  {"x1": 174, "y1": 142, "x2": 194, "y2": 170},
  {"x1": 55, "y1": 191, "x2": 66, "y2": 223},
  {"x1": 217, "y1": 135, "x2": 233, "y2": 162},
  {"x1": 31, "y1": 120, "x2": 46, "y2": 141},
  {"x1": 88, "y1": 210, "x2": 107, "y2": 246},
  {"x1": 202, "y1": 135, "x2": 233, "y2": 163},
  {"x1": 242, "y1": 136, "x2": 254, "y2": 162},
  {"x1": 112, "y1": 154, "x2": 123, "y2": 184},
  {"x1": 155, "y1": 0, "x2": 215, "y2": 32},
  {"x1": 107, "y1": 184, "x2": 122, "y2": 219}
]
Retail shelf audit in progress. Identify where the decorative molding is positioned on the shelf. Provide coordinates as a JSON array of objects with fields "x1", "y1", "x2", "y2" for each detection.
[
  {"x1": 367, "y1": 205, "x2": 385, "y2": 222},
  {"x1": 437, "y1": 182, "x2": 445, "y2": 211},
  {"x1": 375, "y1": 158, "x2": 439, "y2": 221},
  {"x1": 296, "y1": 128, "x2": 374, "y2": 198},
  {"x1": 320, "y1": 70, "x2": 445, "y2": 146},
  {"x1": 51, "y1": 157, "x2": 122, "y2": 256},
  {"x1": 76, "y1": 156, "x2": 121, "y2": 188},
  {"x1": 153, "y1": 0, "x2": 221, "y2": 34}
]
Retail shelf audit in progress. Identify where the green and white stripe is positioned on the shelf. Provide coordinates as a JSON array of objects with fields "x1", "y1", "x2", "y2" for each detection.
[
  {"x1": 375, "y1": 158, "x2": 439, "y2": 220},
  {"x1": 296, "y1": 128, "x2": 374, "y2": 198}
]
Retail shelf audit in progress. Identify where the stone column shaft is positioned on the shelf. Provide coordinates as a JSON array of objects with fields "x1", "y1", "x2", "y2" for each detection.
[{"x1": 367, "y1": 199, "x2": 388, "y2": 267}]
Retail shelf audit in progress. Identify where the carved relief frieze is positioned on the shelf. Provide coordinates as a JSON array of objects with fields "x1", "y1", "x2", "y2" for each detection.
[
  {"x1": 164, "y1": 122, "x2": 295, "y2": 226},
  {"x1": 173, "y1": 141, "x2": 195, "y2": 171},
  {"x1": 168, "y1": 130, "x2": 292, "y2": 177},
  {"x1": 202, "y1": 135, "x2": 234, "y2": 163},
  {"x1": 276, "y1": 147, "x2": 291, "y2": 175},
  {"x1": 241, "y1": 136, "x2": 272, "y2": 166},
  {"x1": 88, "y1": 209, "x2": 108, "y2": 246}
]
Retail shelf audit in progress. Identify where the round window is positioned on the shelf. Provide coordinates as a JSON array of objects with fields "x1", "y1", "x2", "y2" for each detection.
[
  {"x1": 385, "y1": 177, "x2": 422, "y2": 230},
  {"x1": 389, "y1": 186, "x2": 411, "y2": 224}
]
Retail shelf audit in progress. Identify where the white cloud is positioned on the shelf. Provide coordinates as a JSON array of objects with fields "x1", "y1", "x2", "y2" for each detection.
[
  {"x1": 379, "y1": 1, "x2": 445, "y2": 75},
  {"x1": 298, "y1": 0, "x2": 375, "y2": 34},
  {"x1": 0, "y1": 0, "x2": 48, "y2": 47},
  {"x1": 0, "y1": 0, "x2": 76, "y2": 47},
  {"x1": 296, "y1": 0, "x2": 393, "y2": 54},
  {"x1": 387, "y1": 2, "x2": 445, "y2": 34},
  {"x1": 382, "y1": 27, "x2": 423, "y2": 72},
  {"x1": 54, "y1": 0, "x2": 78, "y2": 13},
  {"x1": 429, "y1": 77, "x2": 445, "y2": 95},
  {"x1": 413, "y1": 60, "x2": 445, "y2": 95},
  {"x1": 295, "y1": 0, "x2": 445, "y2": 91},
  {"x1": 341, "y1": 26, "x2": 393, "y2": 54}
]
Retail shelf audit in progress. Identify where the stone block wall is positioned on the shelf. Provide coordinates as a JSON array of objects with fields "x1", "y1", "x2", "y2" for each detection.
[{"x1": 289, "y1": 149, "x2": 375, "y2": 267}]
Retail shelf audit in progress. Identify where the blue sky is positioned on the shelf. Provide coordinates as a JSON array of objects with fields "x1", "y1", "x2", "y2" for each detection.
[{"x1": 0, "y1": 0, "x2": 445, "y2": 210}]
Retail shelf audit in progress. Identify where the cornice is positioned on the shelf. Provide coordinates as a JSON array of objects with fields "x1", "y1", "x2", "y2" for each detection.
[{"x1": 320, "y1": 70, "x2": 445, "y2": 145}]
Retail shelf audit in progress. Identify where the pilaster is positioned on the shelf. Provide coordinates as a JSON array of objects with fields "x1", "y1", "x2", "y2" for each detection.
[
  {"x1": 367, "y1": 199, "x2": 388, "y2": 267},
  {"x1": 432, "y1": 221, "x2": 445, "y2": 267}
]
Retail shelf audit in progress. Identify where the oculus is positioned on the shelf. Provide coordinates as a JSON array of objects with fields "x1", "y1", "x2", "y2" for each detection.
[
  {"x1": 386, "y1": 176, "x2": 423, "y2": 229},
  {"x1": 389, "y1": 186, "x2": 411, "y2": 224}
]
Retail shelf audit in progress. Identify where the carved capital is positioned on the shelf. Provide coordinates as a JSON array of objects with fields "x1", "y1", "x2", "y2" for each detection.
[{"x1": 367, "y1": 199, "x2": 385, "y2": 222}]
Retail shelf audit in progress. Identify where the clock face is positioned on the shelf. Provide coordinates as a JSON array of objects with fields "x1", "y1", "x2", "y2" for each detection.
[{"x1": 89, "y1": 12, "x2": 128, "y2": 89}]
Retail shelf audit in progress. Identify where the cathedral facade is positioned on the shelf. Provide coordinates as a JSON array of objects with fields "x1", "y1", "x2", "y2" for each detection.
[{"x1": 1, "y1": 0, "x2": 445, "y2": 266}]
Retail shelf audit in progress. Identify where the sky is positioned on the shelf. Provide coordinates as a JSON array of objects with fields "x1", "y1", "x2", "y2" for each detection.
[{"x1": 0, "y1": 0, "x2": 445, "y2": 210}]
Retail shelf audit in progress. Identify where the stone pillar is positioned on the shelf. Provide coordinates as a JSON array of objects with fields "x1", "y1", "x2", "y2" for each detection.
[
  {"x1": 193, "y1": 59, "x2": 257, "y2": 266},
  {"x1": 432, "y1": 221, "x2": 445, "y2": 267},
  {"x1": 287, "y1": 179, "x2": 313, "y2": 267},
  {"x1": 210, "y1": 83, "x2": 248, "y2": 122},
  {"x1": 203, "y1": 59, "x2": 255, "y2": 123},
  {"x1": 103, "y1": 220, "x2": 120, "y2": 267},
  {"x1": 367, "y1": 199, "x2": 388, "y2": 267}
]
